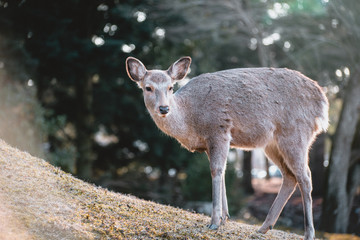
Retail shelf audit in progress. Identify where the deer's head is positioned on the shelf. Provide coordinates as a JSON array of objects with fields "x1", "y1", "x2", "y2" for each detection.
[{"x1": 126, "y1": 56, "x2": 191, "y2": 117}]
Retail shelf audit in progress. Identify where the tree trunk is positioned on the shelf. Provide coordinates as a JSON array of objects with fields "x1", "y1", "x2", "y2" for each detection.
[
  {"x1": 309, "y1": 133, "x2": 326, "y2": 196},
  {"x1": 347, "y1": 117, "x2": 360, "y2": 232},
  {"x1": 242, "y1": 151, "x2": 254, "y2": 194},
  {"x1": 265, "y1": 157, "x2": 271, "y2": 180},
  {"x1": 320, "y1": 70, "x2": 360, "y2": 233},
  {"x1": 73, "y1": 1, "x2": 97, "y2": 180},
  {"x1": 75, "y1": 75, "x2": 95, "y2": 180},
  {"x1": 233, "y1": 0, "x2": 274, "y2": 68}
]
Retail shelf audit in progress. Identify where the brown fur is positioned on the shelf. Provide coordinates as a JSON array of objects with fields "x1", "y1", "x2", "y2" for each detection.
[{"x1": 126, "y1": 56, "x2": 329, "y2": 240}]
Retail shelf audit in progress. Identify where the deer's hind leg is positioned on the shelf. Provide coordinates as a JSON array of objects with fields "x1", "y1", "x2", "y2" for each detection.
[
  {"x1": 280, "y1": 145, "x2": 315, "y2": 239},
  {"x1": 258, "y1": 143, "x2": 297, "y2": 233},
  {"x1": 274, "y1": 129, "x2": 315, "y2": 240}
]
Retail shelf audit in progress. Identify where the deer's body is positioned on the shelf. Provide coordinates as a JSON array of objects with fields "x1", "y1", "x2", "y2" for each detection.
[
  {"x1": 151, "y1": 68, "x2": 327, "y2": 152},
  {"x1": 126, "y1": 57, "x2": 328, "y2": 240}
]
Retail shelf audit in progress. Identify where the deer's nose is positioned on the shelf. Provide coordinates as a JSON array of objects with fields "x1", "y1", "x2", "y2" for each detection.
[{"x1": 159, "y1": 106, "x2": 169, "y2": 115}]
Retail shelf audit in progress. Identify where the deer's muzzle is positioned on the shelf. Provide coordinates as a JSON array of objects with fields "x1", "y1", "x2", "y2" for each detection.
[{"x1": 159, "y1": 106, "x2": 169, "y2": 115}]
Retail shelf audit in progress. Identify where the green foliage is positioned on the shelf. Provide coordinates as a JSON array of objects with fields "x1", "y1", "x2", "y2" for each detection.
[
  {"x1": 47, "y1": 145, "x2": 77, "y2": 173},
  {"x1": 274, "y1": 0, "x2": 327, "y2": 15},
  {"x1": 0, "y1": 0, "x2": 200, "y2": 181},
  {"x1": 44, "y1": 113, "x2": 77, "y2": 172},
  {"x1": 182, "y1": 154, "x2": 212, "y2": 202},
  {"x1": 225, "y1": 162, "x2": 244, "y2": 215}
]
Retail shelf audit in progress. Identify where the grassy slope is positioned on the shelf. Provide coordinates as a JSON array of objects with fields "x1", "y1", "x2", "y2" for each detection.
[{"x1": 0, "y1": 140, "x2": 305, "y2": 240}]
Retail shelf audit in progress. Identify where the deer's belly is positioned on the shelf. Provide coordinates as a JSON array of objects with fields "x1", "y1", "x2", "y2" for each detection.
[
  {"x1": 230, "y1": 127, "x2": 274, "y2": 149},
  {"x1": 176, "y1": 137, "x2": 207, "y2": 153}
]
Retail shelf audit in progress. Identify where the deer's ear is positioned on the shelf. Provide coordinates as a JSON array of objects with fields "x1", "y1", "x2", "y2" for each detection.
[
  {"x1": 126, "y1": 57, "x2": 147, "y2": 82},
  {"x1": 167, "y1": 56, "x2": 191, "y2": 81}
]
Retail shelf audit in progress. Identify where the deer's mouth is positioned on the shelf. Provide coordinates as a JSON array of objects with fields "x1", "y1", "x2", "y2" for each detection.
[{"x1": 158, "y1": 112, "x2": 169, "y2": 118}]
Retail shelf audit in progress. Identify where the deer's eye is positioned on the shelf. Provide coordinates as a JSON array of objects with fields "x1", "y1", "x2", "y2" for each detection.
[
  {"x1": 145, "y1": 87, "x2": 152, "y2": 92},
  {"x1": 169, "y1": 86, "x2": 173, "y2": 91}
]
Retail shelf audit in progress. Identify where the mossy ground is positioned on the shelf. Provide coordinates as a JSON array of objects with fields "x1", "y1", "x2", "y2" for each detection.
[{"x1": 0, "y1": 139, "x2": 353, "y2": 239}]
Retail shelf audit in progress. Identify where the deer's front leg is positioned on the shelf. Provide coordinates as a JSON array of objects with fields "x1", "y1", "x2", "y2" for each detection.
[
  {"x1": 221, "y1": 174, "x2": 230, "y2": 223},
  {"x1": 206, "y1": 138, "x2": 229, "y2": 230}
]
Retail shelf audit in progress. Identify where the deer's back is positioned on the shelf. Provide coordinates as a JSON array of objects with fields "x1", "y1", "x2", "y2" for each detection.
[{"x1": 175, "y1": 68, "x2": 327, "y2": 149}]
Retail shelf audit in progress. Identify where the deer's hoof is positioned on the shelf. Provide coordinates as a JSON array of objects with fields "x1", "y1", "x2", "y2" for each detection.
[
  {"x1": 257, "y1": 225, "x2": 272, "y2": 234},
  {"x1": 304, "y1": 229, "x2": 315, "y2": 240},
  {"x1": 223, "y1": 213, "x2": 230, "y2": 220},
  {"x1": 207, "y1": 224, "x2": 219, "y2": 230},
  {"x1": 220, "y1": 214, "x2": 229, "y2": 225}
]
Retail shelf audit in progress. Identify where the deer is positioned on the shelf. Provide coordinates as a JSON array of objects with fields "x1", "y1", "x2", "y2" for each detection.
[{"x1": 125, "y1": 56, "x2": 329, "y2": 240}]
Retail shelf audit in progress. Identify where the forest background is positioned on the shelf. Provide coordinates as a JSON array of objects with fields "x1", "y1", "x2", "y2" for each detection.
[{"x1": 0, "y1": 0, "x2": 359, "y2": 235}]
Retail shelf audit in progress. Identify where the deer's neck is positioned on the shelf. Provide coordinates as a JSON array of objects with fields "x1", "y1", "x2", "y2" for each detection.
[
  {"x1": 149, "y1": 95, "x2": 205, "y2": 152},
  {"x1": 151, "y1": 96, "x2": 186, "y2": 138}
]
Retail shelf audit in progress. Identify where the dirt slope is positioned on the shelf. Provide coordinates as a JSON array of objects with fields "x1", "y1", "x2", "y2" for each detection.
[{"x1": 0, "y1": 139, "x2": 304, "y2": 239}]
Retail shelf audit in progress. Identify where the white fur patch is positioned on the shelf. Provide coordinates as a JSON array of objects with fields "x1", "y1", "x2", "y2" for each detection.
[{"x1": 315, "y1": 102, "x2": 329, "y2": 133}]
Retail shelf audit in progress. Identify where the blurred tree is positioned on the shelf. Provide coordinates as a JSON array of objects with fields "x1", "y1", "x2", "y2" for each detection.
[
  {"x1": 242, "y1": 151, "x2": 254, "y2": 194},
  {"x1": 308, "y1": 133, "x2": 326, "y2": 196},
  {"x1": 0, "y1": 1, "x2": 47, "y2": 158},
  {"x1": 182, "y1": 154, "x2": 212, "y2": 202},
  {"x1": 348, "y1": 118, "x2": 360, "y2": 235},
  {"x1": 0, "y1": 0, "x2": 198, "y2": 182},
  {"x1": 318, "y1": 0, "x2": 360, "y2": 233},
  {"x1": 321, "y1": 69, "x2": 360, "y2": 232},
  {"x1": 0, "y1": 0, "x2": 110, "y2": 178},
  {"x1": 0, "y1": 72, "x2": 46, "y2": 158}
]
